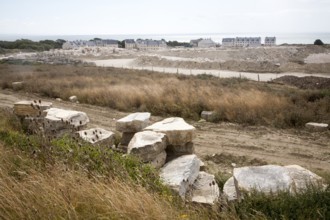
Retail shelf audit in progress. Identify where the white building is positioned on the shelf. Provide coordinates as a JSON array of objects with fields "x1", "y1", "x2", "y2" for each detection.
[
  {"x1": 135, "y1": 39, "x2": 167, "y2": 50},
  {"x1": 124, "y1": 39, "x2": 136, "y2": 49},
  {"x1": 190, "y1": 38, "x2": 202, "y2": 47},
  {"x1": 265, "y1": 37, "x2": 276, "y2": 46},
  {"x1": 235, "y1": 37, "x2": 261, "y2": 47},
  {"x1": 222, "y1": 38, "x2": 235, "y2": 47},
  {"x1": 198, "y1": 39, "x2": 216, "y2": 48}
]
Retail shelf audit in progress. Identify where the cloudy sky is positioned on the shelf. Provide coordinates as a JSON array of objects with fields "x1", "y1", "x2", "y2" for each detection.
[{"x1": 0, "y1": 0, "x2": 329, "y2": 35}]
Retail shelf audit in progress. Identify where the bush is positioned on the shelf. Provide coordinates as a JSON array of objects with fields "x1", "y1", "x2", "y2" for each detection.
[{"x1": 314, "y1": 39, "x2": 324, "y2": 45}]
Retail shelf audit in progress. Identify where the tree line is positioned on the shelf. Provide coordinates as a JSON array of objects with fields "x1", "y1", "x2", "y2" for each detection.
[{"x1": 0, "y1": 39, "x2": 66, "y2": 51}]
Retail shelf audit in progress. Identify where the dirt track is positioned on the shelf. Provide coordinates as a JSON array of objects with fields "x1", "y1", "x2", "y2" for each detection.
[{"x1": 1, "y1": 89, "x2": 329, "y2": 174}]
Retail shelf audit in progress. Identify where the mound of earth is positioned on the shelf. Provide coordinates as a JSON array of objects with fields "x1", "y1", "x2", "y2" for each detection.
[{"x1": 273, "y1": 76, "x2": 330, "y2": 89}]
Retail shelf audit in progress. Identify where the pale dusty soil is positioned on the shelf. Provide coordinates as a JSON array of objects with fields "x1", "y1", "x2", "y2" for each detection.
[{"x1": 1, "y1": 89, "x2": 329, "y2": 174}]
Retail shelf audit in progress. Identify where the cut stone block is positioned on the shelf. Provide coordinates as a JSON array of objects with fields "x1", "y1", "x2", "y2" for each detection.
[
  {"x1": 305, "y1": 122, "x2": 328, "y2": 131},
  {"x1": 69, "y1": 96, "x2": 78, "y2": 103},
  {"x1": 225, "y1": 165, "x2": 326, "y2": 201},
  {"x1": 43, "y1": 108, "x2": 89, "y2": 137},
  {"x1": 116, "y1": 112, "x2": 151, "y2": 133},
  {"x1": 78, "y1": 128, "x2": 115, "y2": 146},
  {"x1": 166, "y1": 142, "x2": 195, "y2": 157},
  {"x1": 12, "y1": 81, "x2": 24, "y2": 91},
  {"x1": 191, "y1": 171, "x2": 220, "y2": 205},
  {"x1": 44, "y1": 108, "x2": 89, "y2": 128},
  {"x1": 128, "y1": 131, "x2": 167, "y2": 162},
  {"x1": 14, "y1": 100, "x2": 52, "y2": 117},
  {"x1": 150, "y1": 150, "x2": 167, "y2": 169},
  {"x1": 145, "y1": 117, "x2": 195, "y2": 145},
  {"x1": 120, "y1": 132, "x2": 135, "y2": 146},
  {"x1": 223, "y1": 177, "x2": 238, "y2": 201},
  {"x1": 201, "y1": 111, "x2": 216, "y2": 122},
  {"x1": 160, "y1": 154, "x2": 200, "y2": 198}
]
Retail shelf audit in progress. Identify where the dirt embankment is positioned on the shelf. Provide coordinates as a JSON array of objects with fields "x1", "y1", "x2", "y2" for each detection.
[
  {"x1": 1, "y1": 90, "x2": 329, "y2": 174},
  {"x1": 135, "y1": 45, "x2": 330, "y2": 74}
]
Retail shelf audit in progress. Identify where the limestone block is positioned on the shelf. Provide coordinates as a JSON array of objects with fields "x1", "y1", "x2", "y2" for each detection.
[
  {"x1": 145, "y1": 117, "x2": 195, "y2": 145},
  {"x1": 160, "y1": 154, "x2": 200, "y2": 198},
  {"x1": 12, "y1": 81, "x2": 24, "y2": 91},
  {"x1": 150, "y1": 150, "x2": 167, "y2": 169},
  {"x1": 191, "y1": 171, "x2": 220, "y2": 205},
  {"x1": 78, "y1": 128, "x2": 115, "y2": 146},
  {"x1": 116, "y1": 112, "x2": 151, "y2": 133},
  {"x1": 128, "y1": 131, "x2": 167, "y2": 162},
  {"x1": 305, "y1": 122, "x2": 328, "y2": 131},
  {"x1": 14, "y1": 100, "x2": 52, "y2": 117},
  {"x1": 201, "y1": 111, "x2": 216, "y2": 122}
]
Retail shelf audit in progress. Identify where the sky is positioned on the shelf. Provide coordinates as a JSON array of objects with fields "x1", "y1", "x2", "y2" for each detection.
[{"x1": 0, "y1": 0, "x2": 330, "y2": 36}]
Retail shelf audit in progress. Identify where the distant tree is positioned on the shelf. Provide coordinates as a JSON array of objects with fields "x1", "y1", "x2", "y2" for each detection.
[
  {"x1": 118, "y1": 40, "x2": 125, "y2": 48},
  {"x1": 314, "y1": 39, "x2": 324, "y2": 45}
]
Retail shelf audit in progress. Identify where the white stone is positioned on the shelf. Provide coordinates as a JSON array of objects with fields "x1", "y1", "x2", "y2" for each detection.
[
  {"x1": 44, "y1": 108, "x2": 89, "y2": 127},
  {"x1": 12, "y1": 81, "x2": 24, "y2": 90},
  {"x1": 234, "y1": 165, "x2": 291, "y2": 193},
  {"x1": 201, "y1": 111, "x2": 216, "y2": 121},
  {"x1": 223, "y1": 177, "x2": 238, "y2": 201},
  {"x1": 150, "y1": 150, "x2": 167, "y2": 169},
  {"x1": 69, "y1": 96, "x2": 78, "y2": 103},
  {"x1": 305, "y1": 122, "x2": 328, "y2": 131},
  {"x1": 284, "y1": 165, "x2": 325, "y2": 192},
  {"x1": 116, "y1": 112, "x2": 151, "y2": 132},
  {"x1": 191, "y1": 171, "x2": 220, "y2": 205},
  {"x1": 145, "y1": 117, "x2": 195, "y2": 145},
  {"x1": 160, "y1": 154, "x2": 200, "y2": 198},
  {"x1": 14, "y1": 100, "x2": 52, "y2": 117},
  {"x1": 78, "y1": 128, "x2": 114, "y2": 145},
  {"x1": 128, "y1": 131, "x2": 167, "y2": 162},
  {"x1": 226, "y1": 165, "x2": 326, "y2": 200}
]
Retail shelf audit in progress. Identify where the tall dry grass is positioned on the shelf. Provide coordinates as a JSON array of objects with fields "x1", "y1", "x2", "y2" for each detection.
[
  {"x1": 0, "y1": 63, "x2": 329, "y2": 127},
  {"x1": 0, "y1": 143, "x2": 184, "y2": 219}
]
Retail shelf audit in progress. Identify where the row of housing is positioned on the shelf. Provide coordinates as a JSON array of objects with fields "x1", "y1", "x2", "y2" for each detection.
[
  {"x1": 62, "y1": 37, "x2": 276, "y2": 50},
  {"x1": 221, "y1": 37, "x2": 276, "y2": 47}
]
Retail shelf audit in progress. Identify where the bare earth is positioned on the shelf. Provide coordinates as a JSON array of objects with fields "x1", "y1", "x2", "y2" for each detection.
[{"x1": 1, "y1": 89, "x2": 329, "y2": 174}]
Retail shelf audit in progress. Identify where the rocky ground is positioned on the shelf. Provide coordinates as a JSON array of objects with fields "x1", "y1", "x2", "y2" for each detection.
[{"x1": 1, "y1": 89, "x2": 329, "y2": 175}]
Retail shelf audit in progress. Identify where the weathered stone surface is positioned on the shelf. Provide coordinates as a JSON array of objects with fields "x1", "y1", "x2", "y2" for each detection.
[
  {"x1": 120, "y1": 132, "x2": 135, "y2": 146},
  {"x1": 166, "y1": 142, "x2": 195, "y2": 157},
  {"x1": 78, "y1": 128, "x2": 115, "y2": 146},
  {"x1": 160, "y1": 154, "x2": 200, "y2": 198},
  {"x1": 128, "y1": 131, "x2": 167, "y2": 162},
  {"x1": 116, "y1": 112, "x2": 151, "y2": 133},
  {"x1": 55, "y1": 98, "x2": 63, "y2": 102},
  {"x1": 234, "y1": 165, "x2": 291, "y2": 193},
  {"x1": 145, "y1": 117, "x2": 195, "y2": 145},
  {"x1": 69, "y1": 96, "x2": 78, "y2": 103},
  {"x1": 305, "y1": 122, "x2": 328, "y2": 131},
  {"x1": 285, "y1": 165, "x2": 325, "y2": 192},
  {"x1": 150, "y1": 150, "x2": 167, "y2": 169},
  {"x1": 201, "y1": 111, "x2": 216, "y2": 122},
  {"x1": 44, "y1": 108, "x2": 89, "y2": 128},
  {"x1": 224, "y1": 165, "x2": 325, "y2": 201},
  {"x1": 12, "y1": 81, "x2": 24, "y2": 91},
  {"x1": 191, "y1": 171, "x2": 220, "y2": 205},
  {"x1": 223, "y1": 177, "x2": 238, "y2": 201},
  {"x1": 22, "y1": 117, "x2": 45, "y2": 134},
  {"x1": 43, "y1": 108, "x2": 89, "y2": 137},
  {"x1": 14, "y1": 100, "x2": 52, "y2": 117}
]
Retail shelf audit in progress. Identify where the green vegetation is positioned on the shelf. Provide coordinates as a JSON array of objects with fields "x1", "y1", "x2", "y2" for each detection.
[
  {"x1": 166, "y1": 41, "x2": 192, "y2": 48},
  {"x1": 314, "y1": 39, "x2": 325, "y2": 45},
  {"x1": 0, "y1": 39, "x2": 65, "y2": 53},
  {"x1": 0, "y1": 106, "x2": 330, "y2": 219}
]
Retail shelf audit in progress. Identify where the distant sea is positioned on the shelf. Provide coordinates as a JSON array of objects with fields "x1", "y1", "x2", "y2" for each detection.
[{"x1": 1, "y1": 33, "x2": 330, "y2": 45}]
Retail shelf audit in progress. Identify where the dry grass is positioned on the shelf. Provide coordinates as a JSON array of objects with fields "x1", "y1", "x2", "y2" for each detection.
[
  {"x1": 0, "y1": 143, "x2": 184, "y2": 220},
  {"x1": 0, "y1": 64, "x2": 329, "y2": 127}
]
